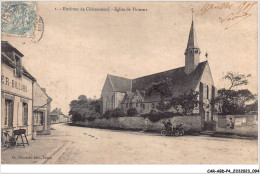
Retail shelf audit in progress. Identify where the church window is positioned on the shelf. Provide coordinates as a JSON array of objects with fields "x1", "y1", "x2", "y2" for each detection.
[
  {"x1": 212, "y1": 86, "x2": 215, "y2": 100},
  {"x1": 195, "y1": 49, "x2": 198, "y2": 54},
  {"x1": 207, "y1": 85, "x2": 209, "y2": 99},
  {"x1": 143, "y1": 104, "x2": 145, "y2": 109},
  {"x1": 126, "y1": 103, "x2": 128, "y2": 108}
]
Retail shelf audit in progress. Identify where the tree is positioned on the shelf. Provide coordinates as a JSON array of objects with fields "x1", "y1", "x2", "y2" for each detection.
[
  {"x1": 146, "y1": 78, "x2": 174, "y2": 99},
  {"x1": 245, "y1": 100, "x2": 258, "y2": 113},
  {"x1": 90, "y1": 99, "x2": 101, "y2": 114},
  {"x1": 146, "y1": 79, "x2": 200, "y2": 115},
  {"x1": 102, "y1": 108, "x2": 125, "y2": 118},
  {"x1": 69, "y1": 95, "x2": 101, "y2": 123},
  {"x1": 156, "y1": 100, "x2": 171, "y2": 113},
  {"x1": 146, "y1": 78, "x2": 174, "y2": 112},
  {"x1": 224, "y1": 72, "x2": 251, "y2": 90},
  {"x1": 234, "y1": 89, "x2": 255, "y2": 108},
  {"x1": 170, "y1": 90, "x2": 200, "y2": 115},
  {"x1": 215, "y1": 72, "x2": 255, "y2": 115},
  {"x1": 78, "y1": 95, "x2": 87, "y2": 101}
]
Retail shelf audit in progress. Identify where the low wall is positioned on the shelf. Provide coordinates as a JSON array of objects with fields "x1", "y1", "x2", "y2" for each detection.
[
  {"x1": 213, "y1": 115, "x2": 258, "y2": 137},
  {"x1": 75, "y1": 115, "x2": 202, "y2": 133}
]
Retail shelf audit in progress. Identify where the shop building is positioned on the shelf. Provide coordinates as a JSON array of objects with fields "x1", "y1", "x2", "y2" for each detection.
[
  {"x1": 33, "y1": 82, "x2": 52, "y2": 135},
  {"x1": 1, "y1": 41, "x2": 36, "y2": 138}
]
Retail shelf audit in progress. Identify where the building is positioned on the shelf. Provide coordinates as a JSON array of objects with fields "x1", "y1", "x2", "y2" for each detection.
[
  {"x1": 1, "y1": 41, "x2": 36, "y2": 138},
  {"x1": 101, "y1": 18, "x2": 216, "y2": 122},
  {"x1": 33, "y1": 82, "x2": 52, "y2": 135},
  {"x1": 50, "y1": 108, "x2": 68, "y2": 124}
]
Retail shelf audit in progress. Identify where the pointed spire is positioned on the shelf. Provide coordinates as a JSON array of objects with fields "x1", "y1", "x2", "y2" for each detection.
[
  {"x1": 192, "y1": 8, "x2": 194, "y2": 20},
  {"x1": 184, "y1": 9, "x2": 201, "y2": 74},
  {"x1": 186, "y1": 9, "x2": 199, "y2": 50}
]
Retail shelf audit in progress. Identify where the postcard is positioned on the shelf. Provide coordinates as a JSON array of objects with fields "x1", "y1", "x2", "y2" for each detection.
[{"x1": 1, "y1": 1, "x2": 258, "y2": 173}]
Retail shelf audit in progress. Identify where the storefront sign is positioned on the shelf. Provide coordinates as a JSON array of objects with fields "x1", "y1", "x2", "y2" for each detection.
[{"x1": 1, "y1": 75, "x2": 27, "y2": 92}]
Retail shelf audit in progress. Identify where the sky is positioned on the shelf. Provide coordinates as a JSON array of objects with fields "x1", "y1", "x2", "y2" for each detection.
[{"x1": 2, "y1": 1, "x2": 258, "y2": 114}]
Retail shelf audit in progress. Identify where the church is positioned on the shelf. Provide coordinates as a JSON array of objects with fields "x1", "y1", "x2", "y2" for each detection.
[{"x1": 101, "y1": 17, "x2": 216, "y2": 122}]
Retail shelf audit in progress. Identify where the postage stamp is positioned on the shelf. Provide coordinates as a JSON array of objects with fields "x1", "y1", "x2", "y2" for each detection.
[{"x1": 1, "y1": 1, "x2": 37, "y2": 37}]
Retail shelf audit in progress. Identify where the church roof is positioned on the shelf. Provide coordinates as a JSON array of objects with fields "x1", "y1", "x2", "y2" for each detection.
[
  {"x1": 121, "y1": 90, "x2": 144, "y2": 103},
  {"x1": 132, "y1": 61, "x2": 208, "y2": 99},
  {"x1": 108, "y1": 61, "x2": 208, "y2": 102},
  {"x1": 108, "y1": 74, "x2": 132, "y2": 92}
]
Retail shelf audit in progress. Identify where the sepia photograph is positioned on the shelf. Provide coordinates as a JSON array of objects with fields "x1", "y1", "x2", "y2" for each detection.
[{"x1": 1, "y1": 1, "x2": 259, "y2": 173}]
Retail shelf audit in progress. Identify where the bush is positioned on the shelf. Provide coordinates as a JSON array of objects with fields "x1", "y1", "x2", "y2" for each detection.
[
  {"x1": 69, "y1": 96, "x2": 101, "y2": 123},
  {"x1": 141, "y1": 112, "x2": 181, "y2": 122},
  {"x1": 127, "y1": 108, "x2": 138, "y2": 117},
  {"x1": 149, "y1": 109, "x2": 159, "y2": 114},
  {"x1": 71, "y1": 112, "x2": 87, "y2": 122},
  {"x1": 85, "y1": 112, "x2": 100, "y2": 121},
  {"x1": 86, "y1": 116, "x2": 96, "y2": 121},
  {"x1": 101, "y1": 108, "x2": 126, "y2": 119}
]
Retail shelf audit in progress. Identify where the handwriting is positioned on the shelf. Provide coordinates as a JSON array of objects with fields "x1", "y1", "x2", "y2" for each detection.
[
  {"x1": 198, "y1": 2, "x2": 256, "y2": 30},
  {"x1": 199, "y1": 2, "x2": 234, "y2": 16},
  {"x1": 219, "y1": 2, "x2": 257, "y2": 29}
]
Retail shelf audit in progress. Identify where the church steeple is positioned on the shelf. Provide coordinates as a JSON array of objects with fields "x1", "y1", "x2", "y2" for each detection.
[{"x1": 184, "y1": 9, "x2": 201, "y2": 74}]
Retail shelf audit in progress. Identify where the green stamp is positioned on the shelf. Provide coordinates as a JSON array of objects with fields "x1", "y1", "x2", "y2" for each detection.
[{"x1": 1, "y1": 1, "x2": 37, "y2": 37}]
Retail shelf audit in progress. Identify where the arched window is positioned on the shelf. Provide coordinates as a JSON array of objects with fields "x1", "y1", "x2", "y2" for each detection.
[
  {"x1": 199, "y1": 82, "x2": 203, "y2": 97},
  {"x1": 207, "y1": 85, "x2": 209, "y2": 99},
  {"x1": 212, "y1": 86, "x2": 215, "y2": 99}
]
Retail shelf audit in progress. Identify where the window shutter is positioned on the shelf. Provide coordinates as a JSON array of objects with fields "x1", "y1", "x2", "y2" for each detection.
[
  {"x1": 23, "y1": 103, "x2": 28, "y2": 125},
  {"x1": 8, "y1": 100, "x2": 14, "y2": 127}
]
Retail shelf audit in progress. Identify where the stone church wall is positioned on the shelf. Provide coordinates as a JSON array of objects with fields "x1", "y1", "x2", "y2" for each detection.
[
  {"x1": 101, "y1": 77, "x2": 114, "y2": 114},
  {"x1": 195, "y1": 63, "x2": 215, "y2": 121}
]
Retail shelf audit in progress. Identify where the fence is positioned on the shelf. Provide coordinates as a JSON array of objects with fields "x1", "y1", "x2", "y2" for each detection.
[{"x1": 213, "y1": 115, "x2": 258, "y2": 137}]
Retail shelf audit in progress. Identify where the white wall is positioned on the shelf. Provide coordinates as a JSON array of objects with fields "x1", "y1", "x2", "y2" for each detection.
[{"x1": 1, "y1": 63, "x2": 33, "y2": 136}]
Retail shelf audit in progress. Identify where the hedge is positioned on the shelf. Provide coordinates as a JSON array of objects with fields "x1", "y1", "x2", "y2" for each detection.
[
  {"x1": 100, "y1": 108, "x2": 126, "y2": 119},
  {"x1": 141, "y1": 112, "x2": 200, "y2": 122}
]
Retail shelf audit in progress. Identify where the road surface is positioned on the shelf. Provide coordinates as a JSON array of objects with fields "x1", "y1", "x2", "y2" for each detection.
[{"x1": 51, "y1": 123, "x2": 257, "y2": 164}]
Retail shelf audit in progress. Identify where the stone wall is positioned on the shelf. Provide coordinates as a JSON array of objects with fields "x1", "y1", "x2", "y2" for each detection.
[
  {"x1": 213, "y1": 115, "x2": 258, "y2": 137},
  {"x1": 75, "y1": 115, "x2": 202, "y2": 133}
]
